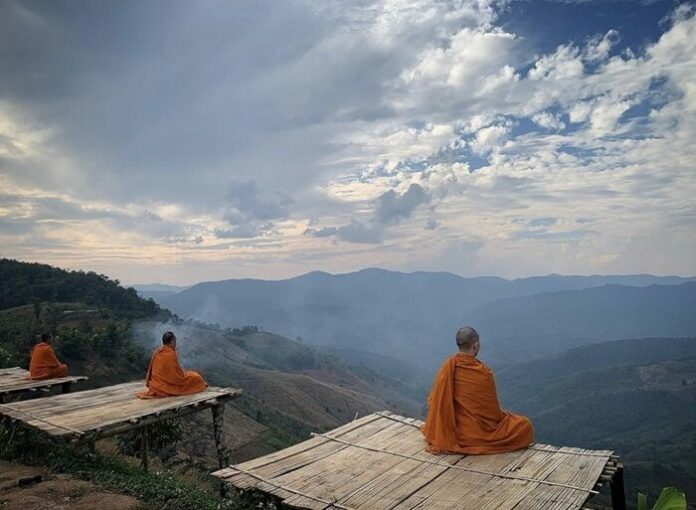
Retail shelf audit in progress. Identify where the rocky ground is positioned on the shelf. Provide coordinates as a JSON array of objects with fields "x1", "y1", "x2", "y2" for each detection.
[{"x1": 0, "y1": 461, "x2": 140, "y2": 510}]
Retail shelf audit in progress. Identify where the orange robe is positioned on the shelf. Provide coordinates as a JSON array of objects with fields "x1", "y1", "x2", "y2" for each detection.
[
  {"x1": 29, "y1": 342, "x2": 69, "y2": 380},
  {"x1": 137, "y1": 345, "x2": 207, "y2": 399},
  {"x1": 422, "y1": 353, "x2": 533, "y2": 455}
]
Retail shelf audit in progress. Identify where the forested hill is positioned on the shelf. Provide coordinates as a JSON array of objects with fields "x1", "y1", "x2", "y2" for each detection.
[
  {"x1": 0, "y1": 259, "x2": 417, "y2": 462},
  {"x1": 0, "y1": 258, "x2": 167, "y2": 318},
  {"x1": 0, "y1": 258, "x2": 169, "y2": 382},
  {"x1": 497, "y1": 337, "x2": 696, "y2": 503}
]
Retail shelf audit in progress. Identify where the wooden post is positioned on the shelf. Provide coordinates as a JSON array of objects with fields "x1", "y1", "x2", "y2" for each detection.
[
  {"x1": 140, "y1": 426, "x2": 150, "y2": 472},
  {"x1": 61, "y1": 381, "x2": 73, "y2": 394},
  {"x1": 610, "y1": 463, "x2": 626, "y2": 510},
  {"x1": 211, "y1": 403, "x2": 230, "y2": 469},
  {"x1": 211, "y1": 403, "x2": 231, "y2": 498}
]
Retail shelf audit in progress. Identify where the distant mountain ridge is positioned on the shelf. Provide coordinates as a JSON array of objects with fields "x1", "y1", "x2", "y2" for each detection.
[
  {"x1": 151, "y1": 268, "x2": 696, "y2": 371},
  {"x1": 467, "y1": 282, "x2": 696, "y2": 363}
]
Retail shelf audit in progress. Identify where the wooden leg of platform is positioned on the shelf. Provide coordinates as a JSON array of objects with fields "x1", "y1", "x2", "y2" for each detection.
[
  {"x1": 211, "y1": 404, "x2": 230, "y2": 469},
  {"x1": 211, "y1": 403, "x2": 231, "y2": 498},
  {"x1": 85, "y1": 440, "x2": 97, "y2": 462},
  {"x1": 0, "y1": 394, "x2": 6, "y2": 430},
  {"x1": 140, "y1": 426, "x2": 150, "y2": 472},
  {"x1": 610, "y1": 463, "x2": 626, "y2": 510},
  {"x1": 61, "y1": 381, "x2": 73, "y2": 394}
]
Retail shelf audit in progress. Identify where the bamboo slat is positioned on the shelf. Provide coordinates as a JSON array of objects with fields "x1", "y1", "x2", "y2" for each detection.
[
  {"x1": 215, "y1": 411, "x2": 616, "y2": 510},
  {"x1": 0, "y1": 367, "x2": 87, "y2": 396},
  {"x1": 0, "y1": 380, "x2": 241, "y2": 439}
]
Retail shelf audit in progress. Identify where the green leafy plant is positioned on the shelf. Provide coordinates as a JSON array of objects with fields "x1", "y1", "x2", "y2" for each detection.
[
  {"x1": 637, "y1": 487, "x2": 687, "y2": 510},
  {"x1": 118, "y1": 420, "x2": 184, "y2": 463}
]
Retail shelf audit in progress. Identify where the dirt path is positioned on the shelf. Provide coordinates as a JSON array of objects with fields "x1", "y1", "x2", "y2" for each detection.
[{"x1": 0, "y1": 461, "x2": 140, "y2": 510}]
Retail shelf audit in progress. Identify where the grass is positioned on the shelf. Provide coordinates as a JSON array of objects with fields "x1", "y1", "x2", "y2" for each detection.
[{"x1": 0, "y1": 423, "x2": 275, "y2": 510}]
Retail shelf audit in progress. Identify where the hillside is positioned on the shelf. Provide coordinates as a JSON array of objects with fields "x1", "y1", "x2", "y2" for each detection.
[
  {"x1": 0, "y1": 259, "x2": 416, "y2": 467},
  {"x1": 467, "y1": 283, "x2": 696, "y2": 364},
  {"x1": 150, "y1": 268, "x2": 696, "y2": 372},
  {"x1": 497, "y1": 337, "x2": 696, "y2": 504},
  {"x1": 130, "y1": 320, "x2": 422, "y2": 461},
  {"x1": 0, "y1": 259, "x2": 165, "y2": 318},
  {"x1": 0, "y1": 461, "x2": 140, "y2": 510}
]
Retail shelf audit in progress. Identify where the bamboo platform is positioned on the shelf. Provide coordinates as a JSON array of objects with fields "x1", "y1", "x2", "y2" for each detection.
[
  {"x1": 0, "y1": 380, "x2": 242, "y2": 471},
  {"x1": 0, "y1": 367, "x2": 86, "y2": 401},
  {"x1": 214, "y1": 411, "x2": 626, "y2": 510}
]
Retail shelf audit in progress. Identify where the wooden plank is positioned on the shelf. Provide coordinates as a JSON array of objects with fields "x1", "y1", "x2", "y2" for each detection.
[
  {"x1": 214, "y1": 414, "x2": 385, "y2": 479},
  {"x1": 506, "y1": 447, "x2": 611, "y2": 510},
  {"x1": 220, "y1": 415, "x2": 402, "y2": 498},
  {"x1": 0, "y1": 381, "x2": 241, "y2": 438},
  {"x1": 1, "y1": 382, "x2": 236, "y2": 420},
  {"x1": 332, "y1": 422, "x2": 464, "y2": 509},
  {"x1": 278, "y1": 419, "x2": 418, "y2": 508},
  {"x1": 391, "y1": 448, "x2": 533, "y2": 510},
  {"x1": 219, "y1": 416, "x2": 408, "y2": 508},
  {"x1": 443, "y1": 448, "x2": 572, "y2": 510},
  {"x1": 217, "y1": 412, "x2": 613, "y2": 510},
  {"x1": 0, "y1": 366, "x2": 87, "y2": 396}
]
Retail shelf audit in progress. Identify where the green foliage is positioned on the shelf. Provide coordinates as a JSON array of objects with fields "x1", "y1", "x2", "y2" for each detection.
[
  {"x1": 0, "y1": 423, "x2": 271, "y2": 510},
  {"x1": 118, "y1": 420, "x2": 184, "y2": 463},
  {"x1": 638, "y1": 487, "x2": 687, "y2": 510},
  {"x1": 0, "y1": 258, "x2": 169, "y2": 319}
]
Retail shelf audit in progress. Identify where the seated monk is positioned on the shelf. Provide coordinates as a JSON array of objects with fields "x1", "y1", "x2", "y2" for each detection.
[
  {"x1": 422, "y1": 326, "x2": 533, "y2": 455},
  {"x1": 137, "y1": 331, "x2": 207, "y2": 399},
  {"x1": 29, "y1": 333, "x2": 69, "y2": 380}
]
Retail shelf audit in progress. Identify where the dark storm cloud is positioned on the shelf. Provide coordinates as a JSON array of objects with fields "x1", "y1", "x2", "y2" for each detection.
[
  {"x1": 375, "y1": 184, "x2": 429, "y2": 224},
  {"x1": 224, "y1": 180, "x2": 293, "y2": 221},
  {"x1": 0, "y1": 0, "x2": 351, "y2": 205},
  {"x1": 305, "y1": 219, "x2": 383, "y2": 244},
  {"x1": 306, "y1": 184, "x2": 431, "y2": 244}
]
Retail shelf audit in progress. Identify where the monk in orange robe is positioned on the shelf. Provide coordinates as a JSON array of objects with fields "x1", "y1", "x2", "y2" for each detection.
[
  {"x1": 29, "y1": 333, "x2": 69, "y2": 380},
  {"x1": 422, "y1": 326, "x2": 533, "y2": 455},
  {"x1": 137, "y1": 331, "x2": 207, "y2": 399}
]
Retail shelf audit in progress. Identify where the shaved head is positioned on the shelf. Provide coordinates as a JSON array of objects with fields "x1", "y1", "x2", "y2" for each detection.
[
  {"x1": 162, "y1": 331, "x2": 176, "y2": 345},
  {"x1": 456, "y1": 326, "x2": 480, "y2": 352}
]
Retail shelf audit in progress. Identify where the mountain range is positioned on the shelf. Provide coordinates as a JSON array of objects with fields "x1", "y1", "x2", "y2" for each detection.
[
  {"x1": 142, "y1": 268, "x2": 696, "y2": 371},
  {"x1": 3, "y1": 258, "x2": 695, "y2": 505}
]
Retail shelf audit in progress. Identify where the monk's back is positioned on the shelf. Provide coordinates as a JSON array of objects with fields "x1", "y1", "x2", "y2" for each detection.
[
  {"x1": 138, "y1": 343, "x2": 206, "y2": 398},
  {"x1": 150, "y1": 346, "x2": 177, "y2": 377},
  {"x1": 29, "y1": 342, "x2": 68, "y2": 380},
  {"x1": 422, "y1": 341, "x2": 534, "y2": 454},
  {"x1": 452, "y1": 354, "x2": 505, "y2": 427}
]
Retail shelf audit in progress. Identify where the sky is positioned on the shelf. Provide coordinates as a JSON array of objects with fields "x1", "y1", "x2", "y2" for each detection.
[{"x1": 1, "y1": 0, "x2": 695, "y2": 285}]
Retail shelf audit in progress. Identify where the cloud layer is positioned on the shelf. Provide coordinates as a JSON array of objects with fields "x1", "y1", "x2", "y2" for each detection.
[{"x1": 1, "y1": 0, "x2": 694, "y2": 283}]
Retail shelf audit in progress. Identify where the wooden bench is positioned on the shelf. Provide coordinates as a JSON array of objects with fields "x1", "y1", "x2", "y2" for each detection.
[
  {"x1": 214, "y1": 410, "x2": 626, "y2": 510},
  {"x1": 0, "y1": 381, "x2": 241, "y2": 472},
  {"x1": 0, "y1": 367, "x2": 87, "y2": 402}
]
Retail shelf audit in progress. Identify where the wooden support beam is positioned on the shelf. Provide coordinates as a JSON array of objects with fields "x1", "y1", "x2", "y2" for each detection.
[
  {"x1": 610, "y1": 463, "x2": 626, "y2": 510},
  {"x1": 141, "y1": 426, "x2": 150, "y2": 472},
  {"x1": 212, "y1": 403, "x2": 231, "y2": 499},
  {"x1": 211, "y1": 403, "x2": 230, "y2": 470}
]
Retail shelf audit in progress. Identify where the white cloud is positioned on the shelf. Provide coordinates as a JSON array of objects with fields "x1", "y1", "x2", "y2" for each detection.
[
  {"x1": 532, "y1": 112, "x2": 566, "y2": 131},
  {"x1": 1, "y1": 1, "x2": 695, "y2": 281},
  {"x1": 470, "y1": 123, "x2": 511, "y2": 154}
]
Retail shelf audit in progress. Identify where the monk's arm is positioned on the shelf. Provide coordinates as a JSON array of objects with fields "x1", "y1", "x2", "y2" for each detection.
[{"x1": 46, "y1": 346, "x2": 62, "y2": 366}]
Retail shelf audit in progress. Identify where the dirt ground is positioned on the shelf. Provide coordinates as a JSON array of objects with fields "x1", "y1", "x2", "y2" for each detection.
[{"x1": 0, "y1": 461, "x2": 140, "y2": 510}]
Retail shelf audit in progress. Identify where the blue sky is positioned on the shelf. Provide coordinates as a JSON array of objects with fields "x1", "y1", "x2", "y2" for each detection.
[{"x1": 1, "y1": 0, "x2": 694, "y2": 284}]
